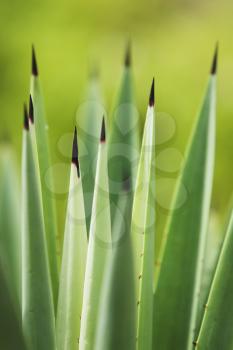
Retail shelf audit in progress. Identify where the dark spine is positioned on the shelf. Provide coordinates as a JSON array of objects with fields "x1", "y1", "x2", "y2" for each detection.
[
  {"x1": 211, "y1": 43, "x2": 218, "y2": 75},
  {"x1": 32, "y1": 45, "x2": 38, "y2": 76},
  {"x1": 149, "y1": 78, "x2": 155, "y2": 107},
  {"x1": 72, "y1": 127, "x2": 80, "y2": 177},
  {"x1": 100, "y1": 117, "x2": 106, "y2": 143},
  {"x1": 29, "y1": 95, "x2": 34, "y2": 123},
  {"x1": 24, "y1": 104, "x2": 29, "y2": 131},
  {"x1": 125, "y1": 41, "x2": 131, "y2": 67}
]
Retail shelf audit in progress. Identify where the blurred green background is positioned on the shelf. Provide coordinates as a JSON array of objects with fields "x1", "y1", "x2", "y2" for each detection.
[{"x1": 0, "y1": 0, "x2": 232, "y2": 239}]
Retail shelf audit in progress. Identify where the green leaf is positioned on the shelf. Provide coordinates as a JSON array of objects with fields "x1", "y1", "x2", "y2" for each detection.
[
  {"x1": 153, "y1": 64, "x2": 216, "y2": 349},
  {"x1": 56, "y1": 130, "x2": 88, "y2": 350},
  {"x1": 131, "y1": 81, "x2": 155, "y2": 350},
  {"x1": 108, "y1": 49, "x2": 140, "y2": 221},
  {"x1": 0, "y1": 264, "x2": 26, "y2": 349},
  {"x1": 195, "y1": 210, "x2": 233, "y2": 349},
  {"x1": 79, "y1": 119, "x2": 111, "y2": 350},
  {"x1": 0, "y1": 146, "x2": 26, "y2": 349},
  {"x1": 95, "y1": 185, "x2": 136, "y2": 350},
  {"x1": 194, "y1": 211, "x2": 223, "y2": 338},
  {"x1": 21, "y1": 124, "x2": 56, "y2": 349},
  {"x1": 30, "y1": 49, "x2": 59, "y2": 307},
  {"x1": 0, "y1": 147, "x2": 21, "y2": 307},
  {"x1": 77, "y1": 74, "x2": 103, "y2": 232}
]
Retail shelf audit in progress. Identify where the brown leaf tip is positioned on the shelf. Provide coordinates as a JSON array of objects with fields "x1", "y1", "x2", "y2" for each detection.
[
  {"x1": 72, "y1": 127, "x2": 80, "y2": 177},
  {"x1": 24, "y1": 103, "x2": 29, "y2": 131},
  {"x1": 100, "y1": 117, "x2": 106, "y2": 143},
  {"x1": 211, "y1": 43, "x2": 218, "y2": 75},
  {"x1": 149, "y1": 78, "x2": 155, "y2": 107},
  {"x1": 29, "y1": 95, "x2": 34, "y2": 124},
  {"x1": 32, "y1": 45, "x2": 38, "y2": 76}
]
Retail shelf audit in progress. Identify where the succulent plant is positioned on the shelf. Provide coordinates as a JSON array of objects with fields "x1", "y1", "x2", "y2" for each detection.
[{"x1": 0, "y1": 44, "x2": 232, "y2": 350}]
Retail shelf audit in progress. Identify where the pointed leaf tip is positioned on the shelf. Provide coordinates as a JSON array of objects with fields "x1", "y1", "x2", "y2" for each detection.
[
  {"x1": 211, "y1": 43, "x2": 218, "y2": 75},
  {"x1": 32, "y1": 45, "x2": 38, "y2": 76},
  {"x1": 24, "y1": 104, "x2": 29, "y2": 131},
  {"x1": 72, "y1": 126, "x2": 80, "y2": 177},
  {"x1": 100, "y1": 117, "x2": 106, "y2": 142},
  {"x1": 29, "y1": 95, "x2": 34, "y2": 124},
  {"x1": 149, "y1": 78, "x2": 155, "y2": 107},
  {"x1": 124, "y1": 41, "x2": 131, "y2": 67}
]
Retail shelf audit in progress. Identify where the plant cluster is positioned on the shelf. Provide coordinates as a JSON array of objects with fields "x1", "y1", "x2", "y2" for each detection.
[{"x1": 0, "y1": 44, "x2": 232, "y2": 350}]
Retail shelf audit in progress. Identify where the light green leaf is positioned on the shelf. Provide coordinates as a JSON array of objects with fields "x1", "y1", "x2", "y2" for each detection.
[
  {"x1": 95, "y1": 184, "x2": 136, "y2": 350},
  {"x1": 131, "y1": 81, "x2": 155, "y2": 350},
  {"x1": 194, "y1": 211, "x2": 222, "y2": 337},
  {"x1": 108, "y1": 48, "x2": 140, "y2": 221},
  {"x1": 77, "y1": 74, "x2": 103, "y2": 232},
  {"x1": 30, "y1": 48, "x2": 59, "y2": 306},
  {"x1": 56, "y1": 129, "x2": 88, "y2": 350},
  {"x1": 153, "y1": 58, "x2": 217, "y2": 350},
  {"x1": 21, "y1": 123, "x2": 56, "y2": 349},
  {"x1": 195, "y1": 209, "x2": 233, "y2": 349},
  {"x1": 79, "y1": 119, "x2": 111, "y2": 350}
]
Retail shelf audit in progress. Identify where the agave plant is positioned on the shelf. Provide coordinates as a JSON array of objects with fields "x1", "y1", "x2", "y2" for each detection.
[{"x1": 0, "y1": 43, "x2": 232, "y2": 350}]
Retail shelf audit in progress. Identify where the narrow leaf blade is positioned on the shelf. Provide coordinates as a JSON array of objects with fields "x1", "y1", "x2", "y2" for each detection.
[
  {"x1": 30, "y1": 50, "x2": 59, "y2": 306},
  {"x1": 0, "y1": 147, "x2": 25, "y2": 349},
  {"x1": 56, "y1": 132, "x2": 88, "y2": 350},
  {"x1": 95, "y1": 186, "x2": 136, "y2": 350},
  {"x1": 77, "y1": 74, "x2": 103, "y2": 231},
  {"x1": 21, "y1": 127, "x2": 56, "y2": 349},
  {"x1": 79, "y1": 123, "x2": 111, "y2": 350},
  {"x1": 195, "y1": 210, "x2": 233, "y2": 349},
  {"x1": 0, "y1": 147, "x2": 21, "y2": 307},
  {"x1": 131, "y1": 82, "x2": 155, "y2": 349},
  {"x1": 154, "y1": 69, "x2": 216, "y2": 349},
  {"x1": 108, "y1": 49, "x2": 140, "y2": 221}
]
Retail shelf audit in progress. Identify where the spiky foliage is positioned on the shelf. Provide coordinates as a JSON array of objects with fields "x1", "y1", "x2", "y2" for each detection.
[{"x1": 1, "y1": 44, "x2": 232, "y2": 350}]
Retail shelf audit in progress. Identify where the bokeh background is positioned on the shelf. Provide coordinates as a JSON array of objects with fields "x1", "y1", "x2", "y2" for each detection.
[{"x1": 0, "y1": 0, "x2": 232, "y2": 242}]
